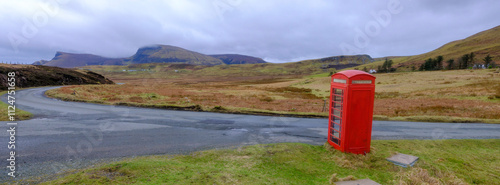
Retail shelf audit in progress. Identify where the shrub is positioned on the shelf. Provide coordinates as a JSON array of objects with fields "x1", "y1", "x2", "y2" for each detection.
[{"x1": 260, "y1": 96, "x2": 274, "y2": 102}]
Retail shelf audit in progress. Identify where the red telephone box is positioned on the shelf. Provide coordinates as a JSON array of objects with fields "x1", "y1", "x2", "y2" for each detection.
[{"x1": 328, "y1": 70, "x2": 376, "y2": 154}]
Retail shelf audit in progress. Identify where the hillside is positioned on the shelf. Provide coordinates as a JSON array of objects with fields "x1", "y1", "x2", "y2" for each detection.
[
  {"x1": 209, "y1": 54, "x2": 267, "y2": 64},
  {"x1": 0, "y1": 64, "x2": 114, "y2": 90},
  {"x1": 33, "y1": 45, "x2": 269, "y2": 68},
  {"x1": 84, "y1": 54, "x2": 374, "y2": 80},
  {"x1": 37, "y1": 52, "x2": 124, "y2": 68},
  {"x1": 359, "y1": 25, "x2": 500, "y2": 70},
  {"x1": 299, "y1": 54, "x2": 374, "y2": 65},
  {"x1": 291, "y1": 54, "x2": 374, "y2": 71},
  {"x1": 129, "y1": 45, "x2": 224, "y2": 65}
]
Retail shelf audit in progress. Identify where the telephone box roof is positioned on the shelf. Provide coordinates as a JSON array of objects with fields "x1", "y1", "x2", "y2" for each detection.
[{"x1": 334, "y1": 70, "x2": 375, "y2": 79}]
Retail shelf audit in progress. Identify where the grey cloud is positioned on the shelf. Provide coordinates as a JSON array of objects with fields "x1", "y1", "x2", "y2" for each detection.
[{"x1": 0, "y1": 0, "x2": 499, "y2": 64}]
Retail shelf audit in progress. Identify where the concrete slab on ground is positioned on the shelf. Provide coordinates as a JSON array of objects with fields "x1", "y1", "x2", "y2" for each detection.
[
  {"x1": 386, "y1": 153, "x2": 419, "y2": 167},
  {"x1": 335, "y1": 179, "x2": 381, "y2": 185}
]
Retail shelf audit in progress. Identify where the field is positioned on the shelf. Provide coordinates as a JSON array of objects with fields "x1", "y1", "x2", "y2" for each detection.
[
  {"x1": 46, "y1": 64, "x2": 500, "y2": 123},
  {"x1": 296, "y1": 69, "x2": 500, "y2": 122},
  {"x1": 37, "y1": 139, "x2": 500, "y2": 184}
]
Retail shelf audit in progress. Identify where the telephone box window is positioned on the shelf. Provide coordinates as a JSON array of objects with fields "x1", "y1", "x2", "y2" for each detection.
[
  {"x1": 332, "y1": 116, "x2": 341, "y2": 124},
  {"x1": 333, "y1": 130, "x2": 340, "y2": 138},
  {"x1": 352, "y1": 80, "x2": 372, "y2": 84},
  {"x1": 334, "y1": 96, "x2": 343, "y2": 102},
  {"x1": 331, "y1": 123, "x2": 341, "y2": 131},
  {"x1": 333, "y1": 109, "x2": 342, "y2": 117},
  {"x1": 333, "y1": 79, "x2": 346, "y2": 84},
  {"x1": 334, "y1": 89, "x2": 343, "y2": 95},
  {"x1": 330, "y1": 87, "x2": 344, "y2": 147},
  {"x1": 330, "y1": 136, "x2": 340, "y2": 145},
  {"x1": 333, "y1": 102, "x2": 342, "y2": 110}
]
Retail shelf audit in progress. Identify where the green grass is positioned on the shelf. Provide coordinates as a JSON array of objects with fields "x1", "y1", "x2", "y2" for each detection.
[
  {"x1": 39, "y1": 139, "x2": 499, "y2": 185},
  {"x1": 0, "y1": 91, "x2": 32, "y2": 121}
]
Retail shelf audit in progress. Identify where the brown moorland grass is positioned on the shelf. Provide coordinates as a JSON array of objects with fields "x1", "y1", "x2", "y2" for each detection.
[
  {"x1": 48, "y1": 83, "x2": 325, "y2": 114},
  {"x1": 47, "y1": 68, "x2": 500, "y2": 123},
  {"x1": 294, "y1": 69, "x2": 500, "y2": 122},
  {"x1": 375, "y1": 98, "x2": 500, "y2": 119}
]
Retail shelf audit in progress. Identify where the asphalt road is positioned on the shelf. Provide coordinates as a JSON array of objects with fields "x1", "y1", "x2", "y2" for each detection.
[{"x1": 1, "y1": 86, "x2": 499, "y2": 181}]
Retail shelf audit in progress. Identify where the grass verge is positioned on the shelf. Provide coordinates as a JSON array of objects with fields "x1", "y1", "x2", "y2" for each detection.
[
  {"x1": 0, "y1": 91, "x2": 32, "y2": 121},
  {"x1": 36, "y1": 139, "x2": 499, "y2": 185}
]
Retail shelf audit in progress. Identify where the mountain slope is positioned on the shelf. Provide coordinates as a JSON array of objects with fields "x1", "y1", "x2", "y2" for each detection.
[
  {"x1": 0, "y1": 64, "x2": 113, "y2": 90},
  {"x1": 34, "y1": 45, "x2": 269, "y2": 68},
  {"x1": 297, "y1": 54, "x2": 374, "y2": 66},
  {"x1": 209, "y1": 54, "x2": 267, "y2": 64},
  {"x1": 39, "y1": 52, "x2": 124, "y2": 68},
  {"x1": 129, "y1": 45, "x2": 224, "y2": 65},
  {"x1": 394, "y1": 25, "x2": 500, "y2": 68}
]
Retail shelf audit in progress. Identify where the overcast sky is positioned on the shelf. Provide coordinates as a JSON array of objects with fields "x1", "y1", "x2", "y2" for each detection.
[{"x1": 1, "y1": 0, "x2": 499, "y2": 64}]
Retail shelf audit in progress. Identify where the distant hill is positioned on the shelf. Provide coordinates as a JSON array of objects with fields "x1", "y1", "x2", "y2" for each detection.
[
  {"x1": 33, "y1": 45, "x2": 267, "y2": 68},
  {"x1": 129, "y1": 45, "x2": 224, "y2": 65},
  {"x1": 0, "y1": 64, "x2": 113, "y2": 90},
  {"x1": 297, "y1": 54, "x2": 374, "y2": 66},
  {"x1": 37, "y1": 52, "x2": 124, "y2": 68},
  {"x1": 393, "y1": 25, "x2": 500, "y2": 69},
  {"x1": 372, "y1": 56, "x2": 403, "y2": 61},
  {"x1": 85, "y1": 54, "x2": 375, "y2": 78},
  {"x1": 209, "y1": 54, "x2": 267, "y2": 64}
]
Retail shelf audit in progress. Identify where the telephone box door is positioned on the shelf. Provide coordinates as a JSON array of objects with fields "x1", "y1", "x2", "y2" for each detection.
[{"x1": 329, "y1": 87, "x2": 344, "y2": 147}]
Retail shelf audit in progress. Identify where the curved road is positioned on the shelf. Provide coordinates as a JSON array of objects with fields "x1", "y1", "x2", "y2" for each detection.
[{"x1": 1, "y1": 87, "x2": 499, "y2": 181}]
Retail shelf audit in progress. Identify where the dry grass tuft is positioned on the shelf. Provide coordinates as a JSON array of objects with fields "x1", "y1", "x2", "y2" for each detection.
[
  {"x1": 338, "y1": 175, "x2": 356, "y2": 181},
  {"x1": 329, "y1": 173, "x2": 339, "y2": 184},
  {"x1": 396, "y1": 167, "x2": 468, "y2": 185},
  {"x1": 47, "y1": 78, "x2": 325, "y2": 114},
  {"x1": 328, "y1": 173, "x2": 357, "y2": 184},
  {"x1": 397, "y1": 168, "x2": 441, "y2": 185},
  {"x1": 331, "y1": 154, "x2": 374, "y2": 170},
  {"x1": 375, "y1": 91, "x2": 407, "y2": 99},
  {"x1": 375, "y1": 98, "x2": 500, "y2": 119},
  {"x1": 85, "y1": 164, "x2": 131, "y2": 181}
]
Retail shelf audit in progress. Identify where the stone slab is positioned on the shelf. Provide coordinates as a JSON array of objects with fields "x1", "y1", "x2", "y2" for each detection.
[
  {"x1": 386, "y1": 153, "x2": 419, "y2": 167},
  {"x1": 335, "y1": 179, "x2": 381, "y2": 185}
]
